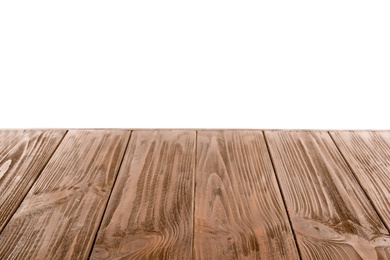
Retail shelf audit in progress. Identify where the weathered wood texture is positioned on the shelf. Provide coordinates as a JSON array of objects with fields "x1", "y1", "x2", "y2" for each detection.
[
  {"x1": 0, "y1": 130, "x2": 65, "y2": 232},
  {"x1": 265, "y1": 131, "x2": 390, "y2": 260},
  {"x1": 91, "y1": 130, "x2": 196, "y2": 259},
  {"x1": 194, "y1": 131, "x2": 299, "y2": 259},
  {"x1": 330, "y1": 131, "x2": 390, "y2": 231},
  {"x1": 0, "y1": 130, "x2": 130, "y2": 260}
]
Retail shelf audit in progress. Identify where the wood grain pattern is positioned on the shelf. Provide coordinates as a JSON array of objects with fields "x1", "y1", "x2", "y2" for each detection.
[
  {"x1": 0, "y1": 130, "x2": 130, "y2": 260},
  {"x1": 330, "y1": 131, "x2": 390, "y2": 231},
  {"x1": 90, "y1": 130, "x2": 196, "y2": 259},
  {"x1": 194, "y1": 130, "x2": 299, "y2": 259},
  {"x1": 0, "y1": 130, "x2": 66, "y2": 232},
  {"x1": 265, "y1": 131, "x2": 390, "y2": 260}
]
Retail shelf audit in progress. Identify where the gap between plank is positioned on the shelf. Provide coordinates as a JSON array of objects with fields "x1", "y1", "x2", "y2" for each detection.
[
  {"x1": 87, "y1": 130, "x2": 133, "y2": 259},
  {"x1": 0, "y1": 130, "x2": 68, "y2": 235},
  {"x1": 262, "y1": 131, "x2": 303, "y2": 260},
  {"x1": 192, "y1": 130, "x2": 198, "y2": 260},
  {"x1": 327, "y1": 131, "x2": 390, "y2": 233}
]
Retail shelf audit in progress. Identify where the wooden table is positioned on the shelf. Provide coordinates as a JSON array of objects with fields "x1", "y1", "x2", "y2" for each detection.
[{"x1": 0, "y1": 130, "x2": 389, "y2": 259}]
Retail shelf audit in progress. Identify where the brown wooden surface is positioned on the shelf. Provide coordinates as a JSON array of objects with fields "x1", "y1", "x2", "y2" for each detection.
[
  {"x1": 194, "y1": 131, "x2": 299, "y2": 259},
  {"x1": 0, "y1": 130, "x2": 66, "y2": 232},
  {"x1": 1, "y1": 129, "x2": 390, "y2": 259},
  {"x1": 0, "y1": 130, "x2": 129, "y2": 260},
  {"x1": 91, "y1": 130, "x2": 196, "y2": 259},
  {"x1": 265, "y1": 131, "x2": 390, "y2": 260},
  {"x1": 330, "y1": 131, "x2": 390, "y2": 230}
]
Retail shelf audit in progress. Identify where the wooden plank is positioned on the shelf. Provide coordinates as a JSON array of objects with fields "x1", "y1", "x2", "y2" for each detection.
[
  {"x1": 0, "y1": 130, "x2": 130, "y2": 260},
  {"x1": 0, "y1": 130, "x2": 66, "y2": 232},
  {"x1": 330, "y1": 131, "x2": 390, "y2": 230},
  {"x1": 265, "y1": 131, "x2": 390, "y2": 260},
  {"x1": 194, "y1": 130, "x2": 299, "y2": 259},
  {"x1": 90, "y1": 130, "x2": 196, "y2": 259}
]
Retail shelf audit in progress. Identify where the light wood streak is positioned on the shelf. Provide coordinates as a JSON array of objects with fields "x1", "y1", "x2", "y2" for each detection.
[
  {"x1": 0, "y1": 130, "x2": 65, "y2": 232},
  {"x1": 194, "y1": 131, "x2": 299, "y2": 259},
  {"x1": 265, "y1": 131, "x2": 390, "y2": 260},
  {"x1": 91, "y1": 130, "x2": 196, "y2": 259},
  {"x1": 0, "y1": 130, "x2": 129, "y2": 260}
]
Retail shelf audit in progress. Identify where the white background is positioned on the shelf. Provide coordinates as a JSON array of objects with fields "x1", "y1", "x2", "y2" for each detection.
[{"x1": 1, "y1": 1, "x2": 389, "y2": 129}]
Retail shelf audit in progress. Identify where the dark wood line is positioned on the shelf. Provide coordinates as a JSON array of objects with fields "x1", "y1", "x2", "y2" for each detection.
[
  {"x1": 192, "y1": 130, "x2": 198, "y2": 260},
  {"x1": 328, "y1": 131, "x2": 390, "y2": 232},
  {"x1": 0, "y1": 130, "x2": 68, "y2": 235},
  {"x1": 87, "y1": 130, "x2": 132, "y2": 259},
  {"x1": 263, "y1": 131, "x2": 303, "y2": 260},
  {"x1": 2, "y1": 128, "x2": 389, "y2": 132}
]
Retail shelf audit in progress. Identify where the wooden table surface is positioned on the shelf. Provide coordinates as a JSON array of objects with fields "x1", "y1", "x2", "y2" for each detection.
[{"x1": 0, "y1": 130, "x2": 389, "y2": 259}]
